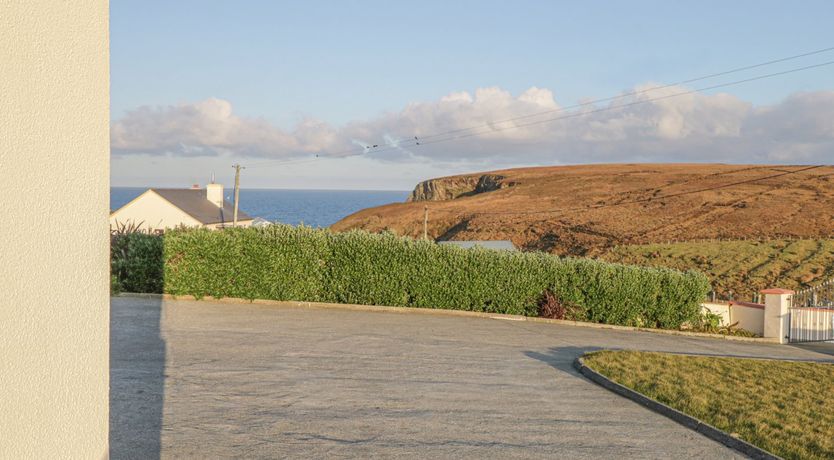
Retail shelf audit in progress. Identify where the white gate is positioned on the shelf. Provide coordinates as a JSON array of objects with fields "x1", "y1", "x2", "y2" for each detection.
[
  {"x1": 790, "y1": 280, "x2": 834, "y2": 343},
  {"x1": 789, "y1": 307, "x2": 834, "y2": 343}
]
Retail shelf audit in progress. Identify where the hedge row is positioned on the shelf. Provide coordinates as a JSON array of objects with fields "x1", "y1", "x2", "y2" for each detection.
[{"x1": 112, "y1": 225, "x2": 710, "y2": 329}]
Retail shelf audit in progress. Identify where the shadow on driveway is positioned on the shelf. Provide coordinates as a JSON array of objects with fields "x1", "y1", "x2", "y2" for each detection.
[
  {"x1": 523, "y1": 346, "x2": 606, "y2": 373},
  {"x1": 110, "y1": 297, "x2": 166, "y2": 459},
  {"x1": 789, "y1": 341, "x2": 834, "y2": 358}
]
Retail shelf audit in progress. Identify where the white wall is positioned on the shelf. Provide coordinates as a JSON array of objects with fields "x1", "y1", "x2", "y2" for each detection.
[
  {"x1": 701, "y1": 301, "x2": 765, "y2": 336},
  {"x1": 111, "y1": 190, "x2": 203, "y2": 232},
  {"x1": 0, "y1": 1, "x2": 109, "y2": 457},
  {"x1": 701, "y1": 302, "x2": 731, "y2": 326},
  {"x1": 731, "y1": 304, "x2": 765, "y2": 336}
]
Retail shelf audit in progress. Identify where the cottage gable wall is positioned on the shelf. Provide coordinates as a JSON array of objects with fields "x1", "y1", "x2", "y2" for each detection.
[{"x1": 110, "y1": 190, "x2": 202, "y2": 231}]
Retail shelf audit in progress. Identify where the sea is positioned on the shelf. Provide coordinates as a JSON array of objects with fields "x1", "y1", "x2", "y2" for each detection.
[{"x1": 110, "y1": 188, "x2": 409, "y2": 228}]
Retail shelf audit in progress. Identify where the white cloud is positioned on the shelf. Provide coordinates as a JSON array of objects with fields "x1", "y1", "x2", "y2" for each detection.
[
  {"x1": 111, "y1": 86, "x2": 834, "y2": 165},
  {"x1": 111, "y1": 98, "x2": 338, "y2": 157}
]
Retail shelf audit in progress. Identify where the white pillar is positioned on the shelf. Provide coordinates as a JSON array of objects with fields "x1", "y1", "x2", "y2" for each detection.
[{"x1": 761, "y1": 288, "x2": 794, "y2": 344}]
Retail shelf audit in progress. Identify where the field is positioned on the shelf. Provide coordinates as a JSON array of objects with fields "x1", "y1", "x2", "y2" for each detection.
[
  {"x1": 332, "y1": 164, "x2": 834, "y2": 257},
  {"x1": 598, "y1": 238, "x2": 834, "y2": 300},
  {"x1": 583, "y1": 351, "x2": 834, "y2": 460}
]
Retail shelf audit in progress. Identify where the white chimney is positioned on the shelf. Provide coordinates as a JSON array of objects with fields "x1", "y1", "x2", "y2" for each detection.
[{"x1": 206, "y1": 183, "x2": 224, "y2": 207}]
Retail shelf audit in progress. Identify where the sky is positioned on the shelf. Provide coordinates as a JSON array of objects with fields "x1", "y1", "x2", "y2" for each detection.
[{"x1": 111, "y1": 0, "x2": 834, "y2": 190}]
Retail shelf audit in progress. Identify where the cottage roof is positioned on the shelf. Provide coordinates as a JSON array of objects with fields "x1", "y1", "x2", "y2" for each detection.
[{"x1": 151, "y1": 188, "x2": 252, "y2": 225}]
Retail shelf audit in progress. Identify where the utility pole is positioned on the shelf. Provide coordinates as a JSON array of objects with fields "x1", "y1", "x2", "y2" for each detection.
[
  {"x1": 232, "y1": 164, "x2": 245, "y2": 227},
  {"x1": 423, "y1": 205, "x2": 428, "y2": 240}
]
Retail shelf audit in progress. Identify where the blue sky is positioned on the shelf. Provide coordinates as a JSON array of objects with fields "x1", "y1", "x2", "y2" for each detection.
[{"x1": 111, "y1": 0, "x2": 834, "y2": 189}]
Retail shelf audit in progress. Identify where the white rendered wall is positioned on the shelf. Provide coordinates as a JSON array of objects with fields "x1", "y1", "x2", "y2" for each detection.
[
  {"x1": 0, "y1": 1, "x2": 110, "y2": 457},
  {"x1": 111, "y1": 190, "x2": 203, "y2": 231},
  {"x1": 730, "y1": 305, "x2": 765, "y2": 336},
  {"x1": 700, "y1": 302, "x2": 731, "y2": 326}
]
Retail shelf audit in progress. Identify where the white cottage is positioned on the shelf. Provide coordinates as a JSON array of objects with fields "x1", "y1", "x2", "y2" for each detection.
[{"x1": 110, "y1": 183, "x2": 254, "y2": 232}]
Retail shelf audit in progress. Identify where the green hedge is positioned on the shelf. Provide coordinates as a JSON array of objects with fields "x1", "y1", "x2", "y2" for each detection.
[{"x1": 110, "y1": 225, "x2": 709, "y2": 329}]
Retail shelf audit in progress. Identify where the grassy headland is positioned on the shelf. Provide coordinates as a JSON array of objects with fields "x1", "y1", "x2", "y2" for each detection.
[{"x1": 333, "y1": 164, "x2": 834, "y2": 256}]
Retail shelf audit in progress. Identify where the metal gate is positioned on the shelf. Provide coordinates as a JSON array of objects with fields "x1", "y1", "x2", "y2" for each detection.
[{"x1": 790, "y1": 280, "x2": 834, "y2": 343}]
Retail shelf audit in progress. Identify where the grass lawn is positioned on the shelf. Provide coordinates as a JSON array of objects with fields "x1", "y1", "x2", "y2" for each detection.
[
  {"x1": 582, "y1": 351, "x2": 834, "y2": 460},
  {"x1": 599, "y1": 238, "x2": 834, "y2": 301}
]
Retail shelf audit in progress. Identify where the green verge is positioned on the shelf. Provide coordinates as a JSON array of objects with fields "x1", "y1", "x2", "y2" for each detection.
[
  {"x1": 113, "y1": 225, "x2": 710, "y2": 329},
  {"x1": 583, "y1": 350, "x2": 834, "y2": 460}
]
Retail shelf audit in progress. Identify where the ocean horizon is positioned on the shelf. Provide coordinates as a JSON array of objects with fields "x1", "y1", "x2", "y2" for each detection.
[{"x1": 111, "y1": 187, "x2": 409, "y2": 228}]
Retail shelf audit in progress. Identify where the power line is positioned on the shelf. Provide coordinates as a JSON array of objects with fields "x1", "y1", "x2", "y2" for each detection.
[
  {"x1": 242, "y1": 47, "x2": 834, "y2": 167},
  {"x1": 412, "y1": 61, "x2": 834, "y2": 148},
  {"x1": 321, "y1": 58, "x2": 834, "y2": 157},
  {"x1": 385, "y1": 45, "x2": 834, "y2": 146}
]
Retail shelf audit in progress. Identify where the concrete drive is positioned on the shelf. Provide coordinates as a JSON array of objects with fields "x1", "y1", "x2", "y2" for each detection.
[{"x1": 110, "y1": 297, "x2": 831, "y2": 459}]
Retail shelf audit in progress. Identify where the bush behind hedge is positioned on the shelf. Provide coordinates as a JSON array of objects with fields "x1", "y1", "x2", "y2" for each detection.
[
  {"x1": 111, "y1": 232, "x2": 164, "y2": 294},
  {"x1": 145, "y1": 225, "x2": 709, "y2": 329}
]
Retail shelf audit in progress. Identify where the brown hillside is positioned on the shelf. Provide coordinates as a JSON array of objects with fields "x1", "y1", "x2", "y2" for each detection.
[{"x1": 331, "y1": 164, "x2": 834, "y2": 256}]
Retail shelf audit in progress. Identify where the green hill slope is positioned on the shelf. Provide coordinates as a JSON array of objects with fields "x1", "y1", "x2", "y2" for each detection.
[{"x1": 599, "y1": 238, "x2": 834, "y2": 300}]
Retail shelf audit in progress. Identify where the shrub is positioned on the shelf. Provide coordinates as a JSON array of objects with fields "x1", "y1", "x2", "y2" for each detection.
[
  {"x1": 133, "y1": 225, "x2": 709, "y2": 329},
  {"x1": 110, "y1": 274, "x2": 122, "y2": 295},
  {"x1": 111, "y1": 232, "x2": 164, "y2": 294},
  {"x1": 538, "y1": 290, "x2": 586, "y2": 320},
  {"x1": 687, "y1": 311, "x2": 758, "y2": 337}
]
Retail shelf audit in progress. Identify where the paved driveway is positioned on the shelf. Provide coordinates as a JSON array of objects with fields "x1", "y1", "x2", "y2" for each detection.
[{"x1": 110, "y1": 296, "x2": 831, "y2": 459}]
